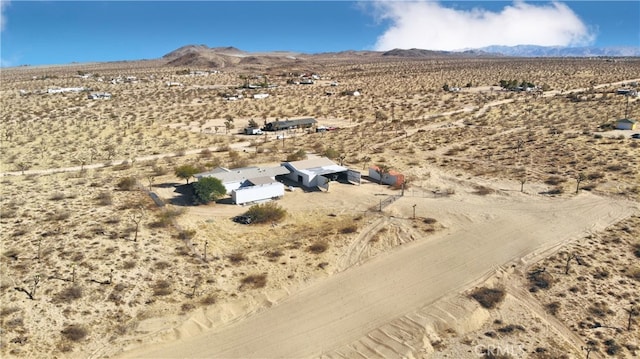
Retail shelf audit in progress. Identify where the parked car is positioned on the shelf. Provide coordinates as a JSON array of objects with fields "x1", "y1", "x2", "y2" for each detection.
[
  {"x1": 232, "y1": 215, "x2": 253, "y2": 224},
  {"x1": 631, "y1": 133, "x2": 640, "y2": 139}
]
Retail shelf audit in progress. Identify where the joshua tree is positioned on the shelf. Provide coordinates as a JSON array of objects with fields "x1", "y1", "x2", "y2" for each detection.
[
  {"x1": 375, "y1": 164, "x2": 390, "y2": 185},
  {"x1": 14, "y1": 274, "x2": 40, "y2": 300},
  {"x1": 624, "y1": 304, "x2": 639, "y2": 331},
  {"x1": 130, "y1": 207, "x2": 145, "y2": 242},
  {"x1": 575, "y1": 172, "x2": 586, "y2": 194}
]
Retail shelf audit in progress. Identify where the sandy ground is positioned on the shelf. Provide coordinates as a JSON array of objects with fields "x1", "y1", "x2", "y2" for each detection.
[
  {"x1": 118, "y1": 186, "x2": 637, "y2": 358},
  {"x1": 2, "y1": 59, "x2": 640, "y2": 359}
]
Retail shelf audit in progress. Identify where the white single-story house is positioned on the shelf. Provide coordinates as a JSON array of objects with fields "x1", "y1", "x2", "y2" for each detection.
[
  {"x1": 615, "y1": 118, "x2": 638, "y2": 130},
  {"x1": 282, "y1": 158, "x2": 361, "y2": 189},
  {"x1": 195, "y1": 166, "x2": 290, "y2": 205},
  {"x1": 47, "y1": 87, "x2": 86, "y2": 94}
]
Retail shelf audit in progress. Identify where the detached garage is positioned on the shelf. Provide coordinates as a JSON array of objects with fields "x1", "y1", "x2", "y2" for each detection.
[
  {"x1": 616, "y1": 118, "x2": 638, "y2": 130},
  {"x1": 283, "y1": 158, "x2": 361, "y2": 189}
]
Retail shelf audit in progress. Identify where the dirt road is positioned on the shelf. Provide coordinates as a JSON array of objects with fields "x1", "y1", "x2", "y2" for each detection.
[{"x1": 120, "y1": 193, "x2": 636, "y2": 358}]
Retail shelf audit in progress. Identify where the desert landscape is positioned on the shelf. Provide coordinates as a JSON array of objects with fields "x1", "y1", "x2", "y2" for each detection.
[{"x1": 1, "y1": 47, "x2": 639, "y2": 359}]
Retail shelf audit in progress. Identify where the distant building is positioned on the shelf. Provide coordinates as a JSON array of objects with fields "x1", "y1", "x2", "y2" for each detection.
[
  {"x1": 264, "y1": 118, "x2": 317, "y2": 131},
  {"x1": 88, "y1": 92, "x2": 112, "y2": 100},
  {"x1": 47, "y1": 87, "x2": 86, "y2": 94},
  {"x1": 615, "y1": 118, "x2": 638, "y2": 130},
  {"x1": 253, "y1": 93, "x2": 269, "y2": 99}
]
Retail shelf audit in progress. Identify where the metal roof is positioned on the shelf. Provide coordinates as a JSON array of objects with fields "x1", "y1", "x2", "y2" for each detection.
[
  {"x1": 285, "y1": 158, "x2": 348, "y2": 176},
  {"x1": 195, "y1": 166, "x2": 289, "y2": 183}
]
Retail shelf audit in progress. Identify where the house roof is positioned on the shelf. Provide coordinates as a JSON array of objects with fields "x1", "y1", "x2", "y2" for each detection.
[
  {"x1": 285, "y1": 158, "x2": 348, "y2": 176},
  {"x1": 195, "y1": 166, "x2": 289, "y2": 183},
  {"x1": 248, "y1": 176, "x2": 277, "y2": 186},
  {"x1": 617, "y1": 118, "x2": 637, "y2": 124}
]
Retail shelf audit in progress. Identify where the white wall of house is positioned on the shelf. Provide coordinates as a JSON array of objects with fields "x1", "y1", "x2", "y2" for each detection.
[{"x1": 232, "y1": 182, "x2": 284, "y2": 205}]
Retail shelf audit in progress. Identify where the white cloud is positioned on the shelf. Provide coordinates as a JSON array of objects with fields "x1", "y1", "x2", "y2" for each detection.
[
  {"x1": 372, "y1": 1, "x2": 595, "y2": 51},
  {"x1": 0, "y1": 0, "x2": 9, "y2": 32}
]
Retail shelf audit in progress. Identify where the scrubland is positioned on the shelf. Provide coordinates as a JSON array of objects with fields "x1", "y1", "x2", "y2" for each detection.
[{"x1": 1, "y1": 55, "x2": 639, "y2": 357}]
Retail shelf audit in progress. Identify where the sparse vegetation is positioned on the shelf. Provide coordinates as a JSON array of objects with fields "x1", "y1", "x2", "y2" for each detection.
[
  {"x1": 470, "y1": 287, "x2": 506, "y2": 309},
  {"x1": 243, "y1": 202, "x2": 287, "y2": 224}
]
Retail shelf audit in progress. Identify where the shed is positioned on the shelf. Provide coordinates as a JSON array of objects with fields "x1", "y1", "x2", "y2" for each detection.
[
  {"x1": 369, "y1": 166, "x2": 405, "y2": 186},
  {"x1": 616, "y1": 119, "x2": 638, "y2": 130},
  {"x1": 232, "y1": 177, "x2": 284, "y2": 205}
]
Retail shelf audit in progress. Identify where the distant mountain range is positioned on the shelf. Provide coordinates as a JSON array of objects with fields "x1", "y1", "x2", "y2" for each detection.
[
  {"x1": 472, "y1": 45, "x2": 640, "y2": 57},
  {"x1": 157, "y1": 44, "x2": 639, "y2": 70}
]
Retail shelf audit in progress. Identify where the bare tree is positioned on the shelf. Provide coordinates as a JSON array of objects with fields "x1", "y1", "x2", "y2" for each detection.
[
  {"x1": 624, "y1": 304, "x2": 639, "y2": 331},
  {"x1": 130, "y1": 207, "x2": 145, "y2": 242},
  {"x1": 565, "y1": 252, "x2": 577, "y2": 274},
  {"x1": 14, "y1": 275, "x2": 40, "y2": 300},
  {"x1": 575, "y1": 172, "x2": 586, "y2": 194}
]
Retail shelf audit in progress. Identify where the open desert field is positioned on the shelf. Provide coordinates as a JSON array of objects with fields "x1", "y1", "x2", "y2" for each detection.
[{"x1": 1, "y1": 50, "x2": 640, "y2": 358}]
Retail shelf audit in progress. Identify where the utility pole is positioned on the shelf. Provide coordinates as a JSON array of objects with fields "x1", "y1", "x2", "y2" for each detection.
[{"x1": 412, "y1": 204, "x2": 416, "y2": 219}]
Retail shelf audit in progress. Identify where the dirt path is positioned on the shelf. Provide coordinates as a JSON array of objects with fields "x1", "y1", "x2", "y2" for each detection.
[
  {"x1": 5, "y1": 78, "x2": 636, "y2": 178},
  {"x1": 118, "y1": 193, "x2": 637, "y2": 358}
]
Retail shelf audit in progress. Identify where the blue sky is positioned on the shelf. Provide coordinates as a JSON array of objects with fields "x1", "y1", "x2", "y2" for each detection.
[{"x1": 1, "y1": 1, "x2": 638, "y2": 67}]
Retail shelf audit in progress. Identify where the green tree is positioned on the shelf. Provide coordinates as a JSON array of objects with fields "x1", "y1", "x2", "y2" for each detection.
[
  {"x1": 174, "y1": 164, "x2": 200, "y2": 184},
  {"x1": 193, "y1": 177, "x2": 226, "y2": 204}
]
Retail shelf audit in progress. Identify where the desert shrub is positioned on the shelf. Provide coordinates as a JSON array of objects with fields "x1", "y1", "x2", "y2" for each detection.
[
  {"x1": 307, "y1": 241, "x2": 328, "y2": 254},
  {"x1": 227, "y1": 252, "x2": 246, "y2": 264},
  {"x1": 0, "y1": 306, "x2": 21, "y2": 317},
  {"x1": 55, "y1": 286, "x2": 83, "y2": 303},
  {"x1": 177, "y1": 229, "x2": 196, "y2": 241},
  {"x1": 604, "y1": 339, "x2": 622, "y2": 355},
  {"x1": 473, "y1": 185, "x2": 494, "y2": 195},
  {"x1": 422, "y1": 218, "x2": 437, "y2": 224},
  {"x1": 544, "y1": 176, "x2": 566, "y2": 186},
  {"x1": 154, "y1": 261, "x2": 172, "y2": 270},
  {"x1": 605, "y1": 164, "x2": 623, "y2": 172},
  {"x1": 497, "y1": 324, "x2": 525, "y2": 334},
  {"x1": 200, "y1": 294, "x2": 217, "y2": 305},
  {"x1": 61, "y1": 324, "x2": 88, "y2": 342},
  {"x1": 286, "y1": 149, "x2": 307, "y2": 162},
  {"x1": 240, "y1": 274, "x2": 267, "y2": 290},
  {"x1": 633, "y1": 243, "x2": 640, "y2": 258},
  {"x1": 589, "y1": 302, "x2": 611, "y2": 317},
  {"x1": 3, "y1": 248, "x2": 20, "y2": 260},
  {"x1": 627, "y1": 265, "x2": 640, "y2": 281},
  {"x1": 49, "y1": 192, "x2": 66, "y2": 201},
  {"x1": 340, "y1": 223, "x2": 358, "y2": 234},
  {"x1": 49, "y1": 210, "x2": 71, "y2": 221},
  {"x1": 243, "y1": 202, "x2": 286, "y2": 224},
  {"x1": 545, "y1": 301, "x2": 561, "y2": 316},
  {"x1": 150, "y1": 208, "x2": 185, "y2": 228},
  {"x1": 152, "y1": 279, "x2": 173, "y2": 296},
  {"x1": 264, "y1": 250, "x2": 283, "y2": 260},
  {"x1": 528, "y1": 270, "x2": 554, "y2": 291},
  {"x1": 116, "y1": 176, "x2": 137, "y2": 191},
  {"x1": 470, "y1": 287, "x2": 506, "y2": 309},
  {"x1": 96, "y1": 191, "x2": 112, "y2": 205}
]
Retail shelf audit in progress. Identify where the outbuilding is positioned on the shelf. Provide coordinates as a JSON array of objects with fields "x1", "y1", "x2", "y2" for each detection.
[
  {"x1": 616, "y1": 118, "x2": 638, "y2": 130},
  {"x1": 282, "y1": 158, "x2": 361, "y2": 190},
  {"x1": 369, "y1": 166, "x2": 405, "y2": 186},
  {"x1": 195, "y1": 166, "x2": 290, "y2": 205}
]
